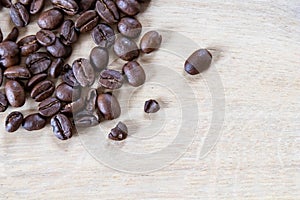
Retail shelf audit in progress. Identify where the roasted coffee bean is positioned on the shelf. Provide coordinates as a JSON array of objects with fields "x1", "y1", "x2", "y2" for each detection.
[
  {"x1": 0, "y1": 0, "x2": 12, "y2": 8},
  {"x1": 97, "y1": 93, "x2": 121, "y2": 120},
  {"x1": 74, "y1": 110, "x2": 99, "y2": 127},
  {"x1": 26, "y1": 52, "x2": 51, "y2": 75},
  {"x1": 17, "y1": 35, "x2": 40, "y2": 56},
  {"x1": 3, "y1": 27, "x2": 19, "y2": 42},
  {"x1": 31, "y1": 80, "x2": 55, "y2": 102},
  {"x1": 61, "y1": 97, "x2": 85, "y2": 115},
  {"x1": 91, "y1": 23, "x2": 115, "y2": 48},
  {"x1": 10, "y1": 2, "x2": 30, "y2": 27},
  {"x1": 56, "y1": 82, "x2": 80, "y2": 102},
  {"x1": 144, "y1": 99, "x2": 160, "y2": 113},
  {"x1": 36, "y1": 29, "x2": 56, "y2": 46},
  {"x1": 75, "y1": 10, "x2": 99, "y2": 33},
  {"x1": 5, "y1": 111, "x2": 23, "y2": 132},
  {"x1": 30, "y1": 0, "x2": 45, "y2": 14},
  {"x1": 116, "y1": 0, "x2": 140, "y2": 16},
  {"x1": 38, "y1": 97, "x2": 61, "y2": 117},
  {"x1": 78, "y1": 0, "x2": 96, "y2": 12},
  {"x1": 0, "y1": 41, "x2": 20, "y2": 68},
  {"x1": 122, "y1": 61, "x2": 145, "y2": 87},
  {"x1": 95, "y1": 0, "x2": 119, "y2": 24},
  {"x1": 38, "y1": 8, "x2": 64, "y2": 30},
  {"x1": 184, "y1": 49, "x2": 212, "y2": 75},
  {"x1": 0, "y1": 28, "x2": 3, "y2": 42},
  {"x1": 118, "y1": 17, "x2": 142, "y2": 38},
  {"x1": 4, "y1": 66, "x2": 31, "y2": 79},
  {"x1": 99, "y1": 69, "x2": 124, "y2": 90},
  {"x1": 26, "y1": 73, "x2": 47, "y2": 90},
  {"x1": 90, "y1": 47, "x2": 109, "y2": 71},
  {"x1": 114, "y1": 36, "x2": 139, "y2": 61},
  {"x1": 5, "y1": 80, "x2": 25, "y2": 107},
  {"x1": 22, "y1": 113, "x2": 46, "y2": 131},
  {"x1": 59, "y1": 19, "x2": 78, "y2": 46},
  {"x1": 19, "y1": 0, "x2": 32, "y2": 5},
  {"x1": 51, "y1": 0, "x2": 79, "y2": 15},
  {"x1": 51, "y1": 114, "x2": 73, "y2": 140},
  {"x1": 86, "y1": 88, "x2": 97, "y2": 113},
  {"x1": 0, "y1": 92, "x2": 8, "y2": 112},
  {"x1": 140, "y1": 31, "x2": 162, "y2": 54},
  {"x1": 62, "y1": 64, "x2": 80, "y2": 87},
  {"x1": 72, "y1": 58, "x2": 95, "y2": 87},
  {"x1": 46, "y1": 37, "x2": 72, "y2": 58},
  {"x1": 49, "y1": 58, "x2": 64, "y2": 78},
  {"x1": 108, "y1": 121, "x2": 128, "y2": 141}
]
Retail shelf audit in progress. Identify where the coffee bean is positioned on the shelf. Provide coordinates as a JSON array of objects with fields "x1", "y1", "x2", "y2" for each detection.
[
  {"x1": 91, "y1": 23, "x2": 115, "y2": 48},
  {"x1": 72, "y1": 58, "x2": 95, "y2": 87},
  {"x1": 118, "y1": 17, "x2": 142, "y2": 38},
  {"x1": 90, "y1": 47, "x2": 109, "y2": 71},
  {"x1": 0, "y1": 0, "x2": 12, "y2": 8},
  {"x1": 38, "y1": 8, "x2": 64, "y2": 30},
  {"x1": 26, "y1": 52, "x2": 51, "y2": 75},
  {"x1": 85, "y1": 88, "x2": 97, "y2": 113},
  {"x1": 55, "y1": 82, "x2": 80, "y2": 102},
  {"x1": 144, "y1": 99, "x2": 160, "y2": 113},
  {"x1": 36, "y1": 29, "x2": 56, "y2": 46},
  {"x1": 75, "y1": 10, "x2": 99, "y2": 33},
  {"x1": 116, "y1": 0, "x2": 140, "y2": 16},
  {"x1": 61, "y1": 64, "x2": 80, "y2": 87},
  {"x1": 108, "y1": 121, "x2": 128, "y2": 141},
  {"x1": 10, "y1": 2, "x2": 30, "y2": 27},
  {"x1": 59, "y1": 19, "x2": 78, "y2": 46},
  {"x1": 61, "y1": 97, "x2": 85, "y2": 115},
  {"x1": 46, "y1": 37, "x2": 72, "y2": 58},
  {"x1": 5, "y1": 80, "x2": 25, "y2": 107},
  {"x1": 114, "y1": 36, "x2": 139, "y2": 61},
  {"x1": 97, "y1": 93, "x2": 121, "y2": 120},
  {"x1": 99, "y1": 69, "x2": 124, "y2": 90},
  {"x1": 30, "y1": 0, "x2": 45, "y2": 14},
  {"x1": 51, "y1": 114, "x2": 73, "y2": 140},
  {"x1": 19, "y1": 0, "x2": 32, "y2": 5},
  {"x1": 0, "y1": 92, "x2": 8, "y2": 112},
  {"x1": 3, "y1": 27, "x2": 19, "y2": 42},
  {"x1": 49, "y1": 58, "x2": 64, "y2": 78},
  {"x1": 78, "y1": 0, "x2": 96, "y2": 12},
  {"x1": 96, "y1": 0, "x2": 119, "y2": 24},
  {"x1": 22, "y1": 113, "x2": 46, "y2": 131},
  {"x1": 38, "y1": 97, "x2": 61, "y2": 117},
  {"x1": 31, "y1": 80, "x2": 55, "y2": 102},
  {"x1": 5, "y1": 111, "x2": 23, "y2": 132},
  {"x1": 0, "y1": 41, "x2": 20, "y2": 68},
  {"x1": 184, "y1": 49, "x2": 212, "y2": 75},
  {"x1": 17, "y1": 35, "x2": 41, "y2": 56},
  {"x1": 122, "y1": 61, "x2": 145, "y2": 87},
  {"x1": 74, "y1": 110, "x2": 99, "y2": 127},
  {"x1": 140, "y1": 31, "x2": 162, "y2": 54},
  {"x1": 4, "y1": 66, "x2": 31, "y2": 80},
  {"x1": 51, "y1": 0, "x2": 79, "y2": 16},
  {"x1": 26, "y1": 73, "x2": 47, "y2": 90}
]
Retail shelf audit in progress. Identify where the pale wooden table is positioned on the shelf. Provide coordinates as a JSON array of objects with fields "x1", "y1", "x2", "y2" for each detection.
[{"x1": 0, "y1": 0, "x2": 299, "y2": 199}]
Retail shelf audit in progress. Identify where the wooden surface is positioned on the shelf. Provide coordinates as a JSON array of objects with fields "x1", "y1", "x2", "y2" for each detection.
[{"x1": 1, "y1": 0, "x2": 300, "y2": 199}]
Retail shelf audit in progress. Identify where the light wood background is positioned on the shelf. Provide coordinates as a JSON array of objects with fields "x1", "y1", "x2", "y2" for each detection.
[{"x1": 0, "y1": 0, "x2": 299, "y2": 199}]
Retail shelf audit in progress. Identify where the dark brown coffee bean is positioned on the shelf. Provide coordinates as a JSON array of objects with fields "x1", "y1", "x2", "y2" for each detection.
[
  {"x1": 26, "y1": 52, "x2": 51, "y2": 75},
  {"x1": 184, "y1": 49, "x2": 212, "y2": 75},
  {"x1": 23, "y1": 113, "x2": 46, "y2": 131},
  {"x1": 36, "y1": 29, "x2": 56, "y2": 46},
  {"x1": 118, "y1": 17, "x2": 142, "y2": 38},
  {"x1": 19, "y1": 0, "x2": 32, "y2": 5},
  {"x1": 75, "y1": 10, "x2": 99, "y2": 33},
  {"x1": 61, "y1": 97, "x2": 85, "y2": 115},
  {"x1": 0, "y1": 0, "x2": 12, "y2": 8},
  {"x1": 85, "y1": 88, "x2": 97, "y2": 113},
  {"x1": 38, "y1": 97, "x2": 61, "y2": 117},
  {"x1": 51, "y1": 114, "x2": 73, "y2": 140},
  {"x1": 108, "y1": 121, "x2": 128, "y2": 141},
  {"x1": 0, "y1": 28, "x2": 3, "y2": 42},
  {"x1": 78, "y1": 0, "x2": 96, "y2": 12},
  {"x1": 56, "y1": 82, "x2": 80, "y2": 102},
  {"x1": 51, "y1": 0, "x2": 79, "y2": 15},
  {"x1": 0, "y1": 41, "x2": 20, "y2": 68},
  {"x1": 97, "y1": 93, "x2": 121, "y2": 120},
  {"x1": 95, "y1": 0, "x2": 119, "y2": 24},
  {"x1": 74, "y1": 110, "x2": 99, "y2": 127},
  {"x1": 49, "y1": 58, "x2": 64, "y2": 78},
  {"x1": 90, "y1": 47, "x2": 109, "y2": 71},
  {"x1": 26, "y1": 73, "x2": 47, "y2": 90},
  {"x1": 38, "y1": 8, "x2": 64, "y2": 30},
  {"x1": 31, "y1": 80, "x2": 55, "y2": 102},
  {"x1": 4, "y1": 66, "x2": 31, "y2": 79},
  {"x1": 5, "y1": 111, "x2": 23, "y2": 132},
  {"x1": 91, "y1": 23, "x2": 115, "y2": 48},
  {"x1": 3, "y1": 27, "x2": 19, "y2": 42},
  {"x1": 10, "y1": 2, "x2": 30, "y2": 27},
  {"x1": 61, "y1": 64, "x2": 80, "y2": 87},
  {"x1": 144, "y1": 99, "x2": 160, "y2": 113},
  {"x1": 114, "y1": 36, "x2": 139, "y2": 61},
  {"x1": 17, "y1": 35, "x2": 40, "y2": 56},
  {"x1": 5, "y1": 80, "x2": 25, "y2": 107},
  {"x1": 0, "y1": 92, "x2": 8, "y2": 112},
  {"x1": 122, "y1": 61, "x2": 145, "y2": 87},
  {"x1": 72, "y1": 58, "x2": 95, "y2": 87},
  {"x1": 30, "y1": 0, "x2": 45, "y2": 14},
  {"x1": 59, "y1": 19, "x2": 78, "y2": 46},
  {"x1": 46, "y1": 37, "x2": 72, "y2": 58},
  {"x1": 116, "y1": 0, "x2": 140, "y2": 16},
  {"x1": 140, "y1": 31, "x2": 162, "y2": 54},
  {"x1": 99, "y1": 69, "x2": 124, "y2": 90}
]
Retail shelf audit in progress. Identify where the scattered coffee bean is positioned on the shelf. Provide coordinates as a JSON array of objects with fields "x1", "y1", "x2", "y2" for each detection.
[
  {"x1": 4, "y1": 66, "x2": 31, "y2": 80},
  {"x1": 99, "y1": 69, "x2": 124, "y2": 90},
  {"x1": 5, "y1": 111, "x2": 23, "y2": 132},
  {"x1": 36, "y1": 29, "x2": 56, "y2": 46},
  {"x1": 49, "y1": 58, "x2": 64, "y2": 78},
  {"x1": 26, "y1": 73, "x2": 47, "y2": 90},
  {"x1": 17, "y1": 35, "x2": 40, "y2": 56},
  {"x1": 75, "y1": 10, "x2": 99, "y2": 33},
  {"x1": 122, "y1": 61, "x2": 145, "y2": 87},
  {"x1": 22, "y1": 113, "x2": 46, "y2": 131},
  {"x1": 5, "y1": 80, "x2": 25, "y2": 107},
  {"x1": 72, "y1": 58, "x2": 95, "y2": 87},
  {"x1": 118, "y1": 17, "x2": 142, "y2": 38},
  {"x1": 38, "y1": 8, "x2": 64, "y2": 30},
  {"x1": 74, "y1": 110, "x2": 99, "y2": 127},
  {"x1": 90, "y1": 47, "x2": 109, "y2": 71},
  {"x1": 59, "y1": 19, "x2": 78, "y2": 46},
  {"x1": 184, "y1": 49, "x2": 212, "y2": 75},
  {"x1": 95, "y1": 0, "x2": 119, "y2": 24},
  {"x1": 10, "y1": 2, "x2": 30, "y2": 27},
  {"x1": 140, "y1": 31, "x2": 162, "y2": 54},
  {"x1": 0, "y1": 41, "x2": 20, "y2": 67},
  {"x1": 78, "y1": 0, "x2": 96, "y2": 12},
  {"x1": 91, "y1": 23, "x2": 115, "y2": 48},
  {"x1": 51, "y1": 0, "x2": 79, "y2": 16},
  {"x1": 3, "y1": 27, "x2": 19, "y2": 42},
  {"x1": 0, "y1": 92, "x2": 8, "y2": 112},
  {"x1": 30, "y1": 0, "x2": 45, "y2": 14},
  {"x1": 144, "y1": 99, "x2": 160, "y2": 113},
  {"x1": 61, "y1": 64, "x2": 80, "y2": 87},
  {"x1": 116, "y1": 0, "x2": 140, "y2": 16},
  {"x1": 30, "y1": 80, "x2": 55, "y2": 102},
  {"x1": 51, "y1": 114, "x2": 73, "y2": 140},
  {"x1": 114, "y1": 36, "x2": 140, "y2": 61},
  {"x1": 97, "y1": 93, "x2": 121, "y2": 120},
  {"x1": 38, "y1": 97, "x2": 61, "y2": 117},
  {"x1": 46, "y1": 37, "x2": 72, "y2": 58},
  {"x1": 108, "y1": 121, "x2": 128, "y2": 141},
  {"x1": 55, "y1": 82, "x2": 80, "y2": 102},
  {"x1": 85, "y1": 88, "x2": 97, "y2": 113},
  {"x1": 26, "y1": 52, "x2": 51, "y2": 75}
]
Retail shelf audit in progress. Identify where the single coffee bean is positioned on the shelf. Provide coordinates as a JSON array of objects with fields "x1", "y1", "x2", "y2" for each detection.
[
  {"x1": 118, "y1": 17, "x2": 142, "y2": 38},
  {"x1": 184, "y1": 49, "x2": 212, "y2": 75},
  {"x1": 74, "y1": 110, "x2": 99, "y2": 127},
  {"x1": 5, "y1": 80, "x2": 25, "y2": 107},
  {"x1": 75, "y1": 10, "x2": 99, "y2": 33},
  {"x1": 30, "y1": 0, "x2": 45, "y2": 14},
  {"x1": 4, "y1": 66, "x2": 31, "y2": 80},
  {"x1": 55, "y1": 82, "x2": 80, "y2": 102},
  {"x1": 72, "y1": 58, "x2": 95, "y2": 87},
  {"x1": 19, "y1": 0, "x2": 32, "y2": 5},
  {"x1": 17, "y1": 35, "x2": 41, "y2": 56},
  {"x1": 49, "y1": 58, "x2": 64, "y2": 78},
  {"x1": 78, "y1": 0, "x2": 96, "y2": 12},
  {"x1": 3, "y1": 27, "x2": 19, "y2": 42},
  {"x1": 122, "y1": 61, "x2": 145, "y2": 87},
  {"x1": 51, "y1": 0, "x2": 79, "y2": 16},
  {"x1": 26, "y1": 52, "x2": 51, "y2": 75},
  {"x1": 0, "y1": 28, "x2": 3, "y2": 42},
  {"x1": 144, "y1": 99, "x2": 160, "y2": 113},
  {"x1": 97, "y1": 93, "x2": 121, "y2": 120},
  {"x1": 10, "y1": 2, "x2": 30, "y2": 27},
  {"x1": 61, "y1": 64, "x2": 80, "y2": 87},
  {"x1": 38, "y1": 97, "x2": 61, "y2": 117},
  {"x1": 30, "y1": 80, "x2": 55, "y2": 102},
  {"x1": 0, "y1": 92, "x2": 8, "y2": 112},
  {"x1": 36, "y1": 29, "x2": 56, "y2": 46},
  {"x1": 99, "y1": 69, "x2": 124, "y2": 90},
  {"x1": 90, "y1": 47, "x2": 109, "y2": 71},
  {"x1": 0, "y1": 41, "x2": 20, "y2": 68},
  {"x1": 108, "y1": 121, "x2": 128, "y2": 141},
  {"x1": 5, "y1": 111, "x2": 23, "y2": 132},
  {"x1": 91, "y1": 23, "x2": 115, "y2": 48},
  {"x1": 59, "y1": 19, "x2": 78, "y2": 46},
  {"x1": 85, "y1": 88, "x2": 97, "y2": 113},
  {"x1": 116, "y1": 0, "x2": 140, "y2": 16},
  {"x1": 37, "y1": 8, "x2": 64, "y2": 30},
  {"x1": 114, "y1": 36, "x2": 139, "y2": 61},
  {"x1": 0, "y1": 0, "x2": 12, "y2": 8},
  {"x1": 26, "y1": 73, "x2": 47, "y2": 90},
  {"x1": 51, "y1": 114, "x2": 73, "y2": 140},
  {"x1": 46, "y1": 37, "x2": 72, "y2": 58},
  {"x1": 22, "y1": 113, "x2": 46, "y2": 131},
  {"x1": 140, "y1": 31, "x2": 162, "y2": 54},
  {"x1": 96, "y1": 0, "x2": 119, "y2": 24},
  {"x1": 61, "y1": 97, "x2": 85, "y2": 115}
]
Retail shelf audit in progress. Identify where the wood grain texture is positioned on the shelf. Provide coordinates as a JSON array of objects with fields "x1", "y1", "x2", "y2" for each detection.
[{"x1": 0, "y1": 0, "x2": 299, "y2": 199}]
